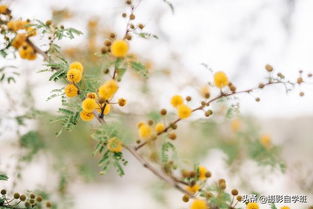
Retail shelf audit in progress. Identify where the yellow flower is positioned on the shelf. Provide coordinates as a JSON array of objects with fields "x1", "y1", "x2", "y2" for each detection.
[
  {"x1": 111, "y1": 40, "x2": 129, "y2": 57},
  {"x1": 214, "y1": 71, "x2": 229, "y2": 88},
  {"x1": 155, "y1": 122, "x2": 165, "y2": 133},
  {"x1": 11, "y1": 33, "x2": 27, "y2": 49},
  {"x1": 64, "y1": 84, "x2": 78, "y2": 97},
  {"x1": 190, "y1": 199, "x2": 207, "y2": 209},
  {"x1": 231, "y1": 119, "x2": 241, "y2": 132},
  {"x1": 280, "y1": 206, "x2": 290, "y2": 209},
  {"x1": 103, "y1": 104, "x2": 111, "y2": 115},
  {"x1": 186, "y1": 184, "x2": 200, "y2": 194},
  {"x1": 80, "y1": 111, "x2": 94, "y2": 121},
  {"x1": 26, "y1": 27, "x2": 37, "y2": 37},
  {"x1": 246, "y1": 202, "x2": 259, "y2": 209},
  {"x1": 98, "y1": 79, "x2": 119, "y2": 99},
  {"x1": 7, "y1": 20, "x2": 28, "y2": 32},
  {"x1": 177, "y1": 104, "x2": 192, "y2": 119},
  {"x1": 69, "y1": 61, "x2": 84, "y2": 73},
  {"x1": 18, "y1": 43, "x2": 37, "y2": 60},
  {"x1": 107, "y1": 137, "x2": 123, "y2": 153},
  {"x1": 67, "y1": 68, "x2": 82, "y2": 83},
  {"x1": 171, "y1": 95, "x2": 184, "y2": 108},
  {"x1": 138, "y1": 123, "x2": 152, "y2": 140},
  {"x1": 0, "y1": 5, "x2": 9, "y2": 14},
  {"x1": 82, "y1": 98, "x2": 98, "y2": 113},
  {"x1": 200, "y1": 85, "x2": 210, "y2": 98},
  {"x1": 260, "y1": 134, "x2": 271, "y2": 149},
  {"x1": 198, "y1": 166, "x2": 207, "y2": 180}
]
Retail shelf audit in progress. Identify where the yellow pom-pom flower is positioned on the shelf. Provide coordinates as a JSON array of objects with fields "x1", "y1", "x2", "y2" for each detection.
[
  {"x1": 11, "y1": 33, "x2": 27, "y2": 49},
  {"x1": 214, "y1": 71, "x2": 229, "y2": 88},
  {"x1": 98, "y1": 79, "x2": 119, "y2": 99},
  {"x1": 198, "y1": 166, "x2": 208, "y2": 180},
  {"x1": 138, "y1": 123, "x2": 152, "y2": 140},
  {"x1": 260, "y1": 134, "x2": 272, "y2": 149},
  {"x1": 280, "y1": 206, "x2": 290, "y2": 209},
  {"x1": 107, "y1": 137, "x2": 123, "y2": 153},
  {"x1": 64, "y1": 84, "x2": 78, "y2": 98},
  {"x1": 111, "y1": 40, "x2": 129, "y2": 57},
  {"x1": 69, "y1": 61, "x2": 84, "y2": 73},
  {"x1": 246, "y1": 202, "x2": 259, "y2": 209},
  {"x1": 67, "y1": 68, "x2": 82, "y2": 83},
  {"x1": 0, "y1": 5, "x2": 9, "y2": 14},
  {"x1": 155, "y1": 122, "x2": 165, "y2": 133},
  {"x1": 82, "y1": 98, "x2": 97, "y2": 113},
  {"x1": 18, "y1": 43, "x2": 37, "y2": 60},
  {"x1": 190, "y1": 199, "x2": 207, "y2": 209},
  {"x1": 171, "y1": 95, "x2": 184, "y2": 108},
  {"x1": 80, "y1": 111, "x2": 94, "y2": 121},
  {"x1": 186, "y1": 184, "x2": 200, "y2": 194},
  {"x1": 177, "y1": 104, "x2": 192, "y2": 119}
]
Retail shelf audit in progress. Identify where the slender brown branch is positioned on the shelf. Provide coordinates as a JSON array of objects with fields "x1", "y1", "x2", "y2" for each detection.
[
  {"x1": 135, "y1": 80, "x2": 291, "y2": 150},
  {"x1": 26, "y1": 39, "x2": 49, "y2": 61}
]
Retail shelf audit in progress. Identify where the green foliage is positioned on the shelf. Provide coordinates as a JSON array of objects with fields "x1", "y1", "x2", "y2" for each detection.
[
  {"x1": 0, "y1": 174, "x2": 8, "y2": 181},
  {"x1": 130, "y1": 61, "x2": 148, "y2": 77},
  {"x1": 20, "y1": 131, "x2": 44, "y2": 161},
  {"x1": 271, "y1": 203, "x2": 278, "y2": 209},
  {"x1": 54, "y1": 107, "x2": 80, "y2": 136},
  {"x1": 92, "y1": 123, "x2": 129, "y2": 176},
  {"x1": 0, "y1": 65, "x2": 19, "y2": 84},
  {"x1": 204, "y1": 184, "x2": 232, "y2": 209},
  {"x1": 161, "y1": 142, "x2": 176, "y2": 164}
]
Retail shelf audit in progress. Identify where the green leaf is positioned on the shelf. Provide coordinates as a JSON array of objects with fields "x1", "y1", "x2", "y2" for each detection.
[
  {"x1": 0, "y1": 174, "x2": 8, "y2": 181},
  {"x1": 161, "y1": 142, "x2": 176, "y2": 164},
  {"x1": 130, "y1": 61, "x2": 148, "y2": 77}
]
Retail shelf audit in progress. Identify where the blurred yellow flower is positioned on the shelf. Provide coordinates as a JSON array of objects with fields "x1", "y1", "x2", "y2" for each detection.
[
  {"x1": 111, "y1": 40, "x2": 129, "y2": 57},
  {"x1": 190, "y1": 199, "x2": 207, "y2": 209},
  {"x1": 18, "y1": 43, "x2": 36, "y2": 60},
  {"x1": 214, "y1": 71, "x2": 229, "y2": 88},
  {"x1": 80, "y1": 111, "x2": 94, "y2": 121},
  {"x1": 69, "y1": 61, "x2": 84, "y2": 73},
  {"x1": 171, "y1": 95, "x2": 184, "y2": 108},
  {"x1": 155, "y1": 122, "x2": 165, "y2": 133},
  {"x1": 82, "y1": 98, "x2": 97, "y2": 113},
  {"x1": 107, "y1": 137, "x2": 123, "y2": 153},
  {"x1": 0, "y1": 5, "x2": 9, "y2": 14},
  {"x1": 186, "y1": 184, "x2": 200, "y2": 194},
  {"x1": 98, "y1": 80, "x2": 119, "y2": 99},
  {"x1": 64, "y1": 84, "x2": 78, "y2": 97},
  {"x1": 138, "y1": 123, "x2": 152, "y2": 140},
  {"x1": 11, "y1": 33, "x2": 27, "y2": 49},
  {"x1": 67, "y1": 68, "x2": 82, "y2": 83},
  {"x1": 177, "y1": 104, "x2": 192, "y2": 119},
  {"x1": 231, "y1": 119, "x2": 241, "y2": 132},
  {"x1": 260, "y1": 134, "x2": 272, "y2": 149},
  {"x1": 280, "y1": 206, "x2": 290, "y2": 209},
  {"x1": 246, "y1": 202, "x2": 259, "y2": 209},
  {"x1": 198, "y1": 166, "x2": 207, "y2": 180}
]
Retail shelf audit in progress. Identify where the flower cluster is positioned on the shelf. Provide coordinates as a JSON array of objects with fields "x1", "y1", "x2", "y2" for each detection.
[{"x1": 0, "y1": 4, "x2": 38, "y2": 60}]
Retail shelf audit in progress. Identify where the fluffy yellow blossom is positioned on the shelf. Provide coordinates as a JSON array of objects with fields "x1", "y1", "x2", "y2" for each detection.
[
  {"x1": 69, "y1": 61, "x2": 84, "y2": 73},
  {"x1": 280, "y1": 206, "x2": 290, "y2": 209},
  {"x1": 231, "y1": 119, "x2": 241, "y2": 132},
  {"x1": 171, "y1": 95, "x2": 184, "y2": 108},
  {"x1": 107, "y1": 137, "x2": 123, "y2": 153},
  {"x1": 0, "y1": 5, "x2": 9, "y2": 14},
  {"x1": 11, "y1": 33, "x2": 27, "y2": 49},
  {"x1": 82, "y1": 98, "x2": 98, "y2": 113},
  {"x1": 26, "y1": 27, "x2": 37, "y2": 37},
  {"x1": 246, "y1": 202, "x2": 259, "y2": 209},
  {"x1": 177, "y1": 104, "x2": 192, "y2": 119},
  {"x1": 190, "y1": 199, "x2": 208, "y2": 209},
  {"x1": 64, "y1": 84, "x2": 78, "y2": 97},
  {"x1": 7, "y1": 20, "x2": 28, "y2": 32},
  {"x1": 80, "y1": 111, "x2": 94, "y2": 121},
  {"x1": 198, "y1": 166, "x2": 208, "y2": 180},
  {"x1": 111, "y1": 40, "x2": 129, "y2": 57},
  {"x1": 18, "y1": 43, "x2": 36, "y2": 60},
  {"x1": 98, "y1": 79, "x2": 119, "y2": 99},
  {"x1": 260, "y1": 134, "x2": 272, "y2": 149},
  {"x1": 186, "y1": 184, "x2": 200, "y2": 194},
  {"x1": 214, "y1": 71, "x2": 229, "y2": 88},
  {"x1": 155, "y1": 122, "x2": 165, "y2": 133},
  {"x1": 67, "y1": 68, "x2": 82, "y2": 83},
  {"x1": 138, "y1": 123, "x2": 152, "y2": 140}
]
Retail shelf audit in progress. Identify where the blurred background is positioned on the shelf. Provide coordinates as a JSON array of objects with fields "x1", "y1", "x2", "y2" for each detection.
[{"x1": 0, "y1": 0, "x2": 313, "y2": 209}]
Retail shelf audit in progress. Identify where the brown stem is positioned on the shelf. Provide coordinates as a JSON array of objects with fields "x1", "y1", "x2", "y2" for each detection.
[
  {"x1": 135, "y1": 80, "x2": 289, "y2": 150},
  {"x1": 26, "y1": 39, "x2": 49, "y2": 61}
]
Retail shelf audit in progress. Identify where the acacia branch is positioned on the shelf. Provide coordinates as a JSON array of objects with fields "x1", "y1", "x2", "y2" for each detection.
[{"x1": 135, "y1": 80, "x2": 292, "y2": 150}]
